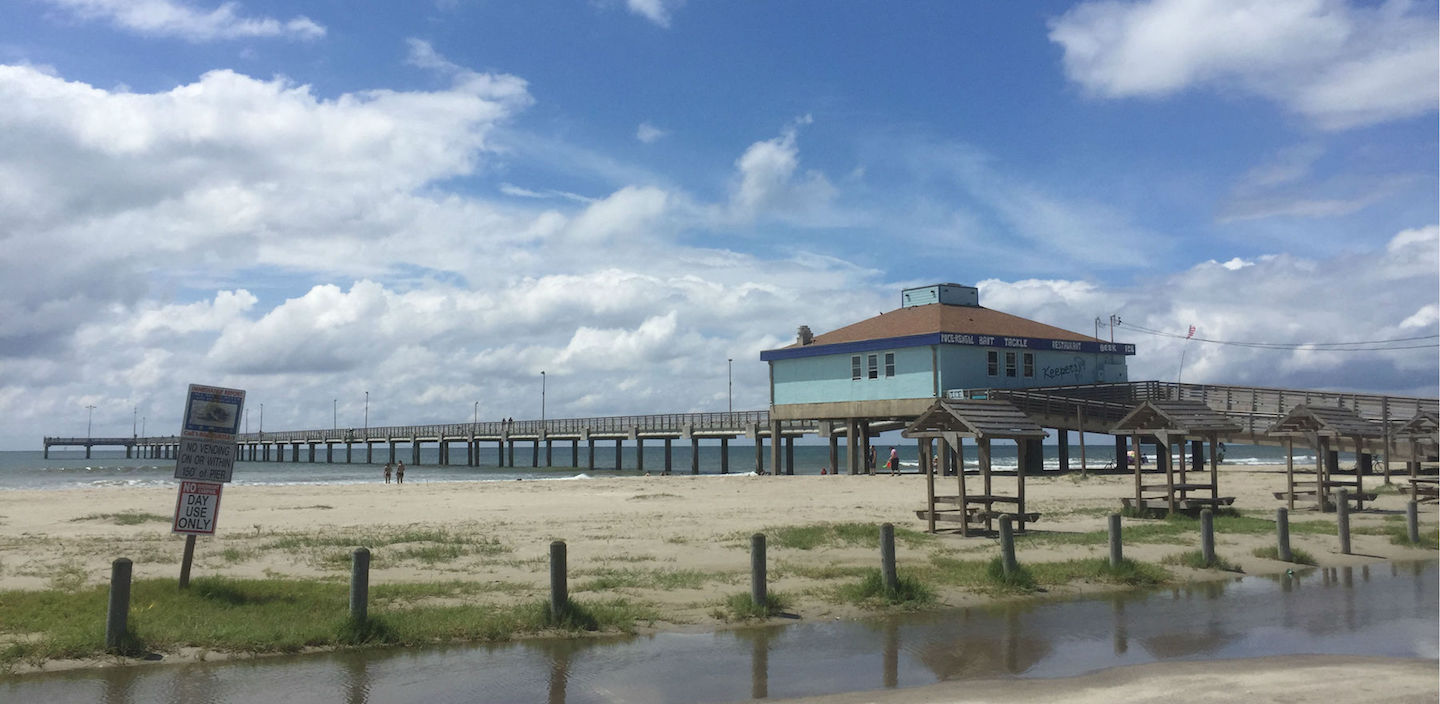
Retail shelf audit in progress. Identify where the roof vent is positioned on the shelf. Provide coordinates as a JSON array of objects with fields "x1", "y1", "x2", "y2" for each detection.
[{"x1": 797, "y1": 325, "x2": 814, "y2": 345}]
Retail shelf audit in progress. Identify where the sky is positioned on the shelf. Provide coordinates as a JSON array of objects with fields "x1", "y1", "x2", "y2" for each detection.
[{"x1": 0, "y1": 0, "x2": 1436, "y2": 448}]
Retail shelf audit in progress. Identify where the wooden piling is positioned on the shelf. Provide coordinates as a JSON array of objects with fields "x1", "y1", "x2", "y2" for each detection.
[
  {"x1": 999, "y1": 516, "x2": 1017, "y2": 576},
  {"x1": 550, "y1": 541, "x2": 568, "y2": 617},
  {"x1": 750, "y1": 533, "x2": 767, "y2": 607},
  {"x1": 105, "y1": 558, "x2": 132, "y2": 653},
  {"x1": 179, "y1": 534, "x2": 197, "y2": 589},
  {"x1": 1336, "y1": 489, "x2": 1351, "y2": 555},
  {"x1": 1200, "y1": 508, "x2": 1215, "y2": 566},
  {"x1": 350, "y1": 547, "x2": 370, "y2": 625},
  {"x1": 1276, "y1": 508, "x2": 1292, "y2": 562},
  {"x1": 880, "y1": 523, "x2": 898, "y2": 593},
  {"x1": 1407, "y1": 501, "x2": 1420, "y2": 544},
  {"x1": 1108, "y1": 513, "x2": 1122, "y2": 568}
]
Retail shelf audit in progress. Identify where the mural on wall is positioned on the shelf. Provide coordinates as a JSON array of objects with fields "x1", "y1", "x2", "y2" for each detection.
[{"x1": 1040, "y1": 356, "x2": 1088, "y2": 383}]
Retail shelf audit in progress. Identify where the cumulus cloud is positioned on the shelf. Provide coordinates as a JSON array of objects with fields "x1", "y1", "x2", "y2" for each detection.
[
  {"x1": 626, "y1": 0, "x2": 681, "y2": 27},
  {"x1": 729, "y1": 117, "x2": 837, "y2": 222},
  {"x1": 44, "y1": 0, "x2": 325, "y2": 42},
  {"x1": 636, "y1": 121, "x2": 668, "y2": 144},
  {"x1": 1049, "y1": 0, "x2": 1439, "y2": 129}
]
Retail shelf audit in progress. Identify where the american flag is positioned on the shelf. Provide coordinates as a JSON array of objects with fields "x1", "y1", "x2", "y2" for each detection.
[{"x1": 1186, "y1": 325, "x2": 1196, "y2": 339}]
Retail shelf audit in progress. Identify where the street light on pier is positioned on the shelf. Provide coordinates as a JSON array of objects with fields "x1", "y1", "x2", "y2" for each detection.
[
  {"x1": 259, "y1": 403, "x2": 263, "y2": 435},
  {"x1": 540, "y1": 371, "x2": 546, "y2": 426},
  {"x1": 132, "y1": 406, "x2": 137, "y2": 438},
  {"x1": 473, "y1": 401, "x2": 479, "y2": 425},
  {"x1": 141, "y1": 416, "x2": 146, "y2": 437},
  {"x1": 364, "y1": 391, "x2": 369, "y2": 436},
  {"x1": 728, "y1": 358, "x2": 733, "y2": 414},
  {"x1": 85, "y1": 404, "x2": 96, "y2": 439}
]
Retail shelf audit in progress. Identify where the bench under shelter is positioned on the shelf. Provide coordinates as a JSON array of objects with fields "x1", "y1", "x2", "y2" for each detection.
[
  {"x1": 1266, "y1": 404, "x2": 1382, "y2": 511},
  {"x1": 1109, "y1": 400, "x2": 1241, "y2": 515}
]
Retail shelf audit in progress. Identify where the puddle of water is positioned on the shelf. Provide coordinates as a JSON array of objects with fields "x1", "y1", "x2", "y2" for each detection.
[{"x1": 4, "y1": 561, "x2": 1435, "y2": 704}]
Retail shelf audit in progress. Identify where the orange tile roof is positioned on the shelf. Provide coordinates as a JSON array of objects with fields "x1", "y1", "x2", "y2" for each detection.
[{"x1": 784, "y1": 304, "x2": 1101, "y2": 349}]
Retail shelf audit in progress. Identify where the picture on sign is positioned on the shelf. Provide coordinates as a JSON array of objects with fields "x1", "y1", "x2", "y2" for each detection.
[
  {"x1": 182, "y1": 384, "x2": 245, "y2": 440},
  {"x1": 173, "y1": 437, "x2": 237, "y2": 483},
  {"x1": 173, "y1": 480, "x2": 223, "y2": 535}
]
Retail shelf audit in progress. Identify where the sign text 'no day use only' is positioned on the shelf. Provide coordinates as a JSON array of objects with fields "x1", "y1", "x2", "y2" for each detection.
[{"x1": 173, "y1": 481, "x2": 223, "y2": 535}]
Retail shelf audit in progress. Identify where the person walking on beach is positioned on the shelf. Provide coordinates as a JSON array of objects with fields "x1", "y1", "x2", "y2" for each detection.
[
  {"x1": 888, "y1": 447, "x2": 899, "y2": 476},
  {"x1": 383, "y1": 462, "x2": 392, "y2": 484},
  {"x1": 396, "y1": 461, "x2": 405, "y2": 484},
  {"x1": 868, "y1": 446, "x2": 877, "y2": 473}
]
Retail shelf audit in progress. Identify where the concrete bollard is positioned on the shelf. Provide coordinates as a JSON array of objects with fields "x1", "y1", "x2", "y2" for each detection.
[
  {"x1": 1336, "y1": 490, "x2": 1351, "y2": 555},
  {"x1": 1200, "y1": 509, "x2": 1215, "y2": 566},
  {"x1": 550, "y1": 541, "x2": 568, "y2": 617},
  {"x1": 880, "y1": 523, "x2": 898, "y2": 593},
  {"x1": 1276, "y1": 508, "x2": 1292, "y2": 563},
  {"x1": 1407, "y1": 501, "x2": 1420, "y2": 544},
  {"x1": 751, "y1": 533, "x2": 767, "y2": 608},
  {"x1": 105, "y1": 558, "x2": 133, "y2": 653},
  {"x1": 350, "y1": 548, "x2": 370, "y2": 625},
  {"x1": 1107, "y1": 514, "x2": 1123, "y2": 568},
  {"x1": 999, "y1": 517, "x2": 1017, "y2": 577}
]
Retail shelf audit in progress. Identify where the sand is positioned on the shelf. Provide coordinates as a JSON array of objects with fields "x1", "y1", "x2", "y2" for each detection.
[{"x1": 0, "y1": 465, "x2": 1435, "y2": 626}]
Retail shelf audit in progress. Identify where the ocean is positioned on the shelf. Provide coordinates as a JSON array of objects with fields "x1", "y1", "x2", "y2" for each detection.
[{"x1": 0, "y1": 442, "x2": 1320, "y2": 491}]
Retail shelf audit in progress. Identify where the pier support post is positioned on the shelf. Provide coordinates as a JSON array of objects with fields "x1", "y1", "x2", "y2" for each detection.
[
  {"x1": 587, "y1": 438, "x2": 595, "y2": 471},
  {"x1": 531, "y1": 440, "x2": 539, "y2": 468},
  {"x1": 635, "y1": 437, "x2": 644, "y2": 473},
  {"x1": 366, "y1": 442, "x2": 372, "y2": 464},
  {"x1": 846, "y1": 420, "x2": 859, "y2": 475},
  {"x1": 784, "y1": 436, "x2": 794, "y2": 475},
  {"x1": 754, "y1": 435, "x2": 764, "y2": 474},
  {"x1": 690, "y1": 437, "x2": 700, "y2": 475},
  {"x1": 880, "y1": 523, "x2": 898, "y2": 593},
  {"x1": 1336, "y1": 489, "x2": 1351, "y2": 555},
  {"x1": 105, "y1": 558, "x2": 132, "y2": 653},
  {"x1": 546, "y1": 439, "x2": 553, "y2": 468},
  {"x1": 615, "y1": 439, "x2": 623, "y2": 471},
  {"x1": 1057, "y1": 429, "x2": 1069, "y2": 472},
  {"x1": 1108, "y1": 513, "x2": 1123, "y2": 568},
  {"x1": 1407, "y1": 501, "x2": 1420, "y2": 544},
  {"x1": 1191, "y1": 440, "x2": 1204, "y2": 473},
  {"x1": 550, "y1": 541, "x2": 568, "y2": 618},
  {"x1": 350, "y1": 548, "x2": 370, "y2": 625},
  {"x1": 1200, "y1": 509, "x2": 1215, "y2": 566},
  {"x1": 1276, "y1": 508, "x2": 1292, "y2": 562},
  {"x1": 571, "y1": 439, "x2": 578, "y2": 467},
  {"x1": 769, "y1": 422, "x2": 782, "y2": 478},
  {"x1": 750, "y1": 533, "x2": 767, "y2": 608},
  {"x1": 999, "y1": 516, "x2": 1018, "y2": 577},
  {"x1": 664, "y1": 438, "x2": 672, "y2": 474},
  {"x1": 827, "y1": 434, "x2": 837, "y2": 476},
  {"x1": 721, "y1": 437, "x2": 730, "y2": 474}
]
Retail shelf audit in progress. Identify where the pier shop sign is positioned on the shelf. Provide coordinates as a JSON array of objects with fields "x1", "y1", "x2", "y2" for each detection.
[
  {"x1": 173, "y1": 384, "x2": 245, "y2": 483},
  {"x1": 173, "y1": 480, "x2": 222, "y2": 535}
]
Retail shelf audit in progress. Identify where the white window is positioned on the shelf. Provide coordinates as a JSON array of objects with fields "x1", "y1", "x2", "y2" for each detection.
[
  {"x1": 1023, "y1": 353, "x2": 1034, "y2": 378},
  {"x1": 851, "y1": 355, "x2": 862, "y2": 381},
  {"x1": 867, "y1": 354, "x2": 879, "y2": 379},
  {"x1": 987, "y1": 350, "x2": 998, "y2": 376},
  {"x1": 884, "y1": 352, "x2": 895, "y2": 377},
  {"x1": 1005, "y1": 351, "x2": 1017, "y2": 378}
]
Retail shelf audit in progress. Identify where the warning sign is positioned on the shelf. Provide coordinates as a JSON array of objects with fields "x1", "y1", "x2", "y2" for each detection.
[
  {"x1": 174, "y1": 437, "x2": 238, "y2": 483},
  {"x1": 173, "y1": 481, "x2": 223, "y2": 535},
  {"x1": 181, "y1": 384, "x2": 245, "y2": 442}
]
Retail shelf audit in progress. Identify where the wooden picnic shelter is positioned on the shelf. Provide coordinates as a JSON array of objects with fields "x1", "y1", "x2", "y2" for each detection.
[
  {"x1": 1109, "y1": 401, "x2": 1241, "y2": 515},
  {"x1": 902, "y1": 399, "x2": 1048, "y2": 536},
  {"x1": 1266, "y1": 404, "x2": 1382, "y2": 511},
  {"x1": 1396, "y1": 411, "x2": 1438, "y2": 502}
]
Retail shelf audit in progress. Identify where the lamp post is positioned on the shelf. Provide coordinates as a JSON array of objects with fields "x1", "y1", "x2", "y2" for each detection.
[
  {"x1": 259, "y1": 403, "x2": 263, "y2": 435},
  {"x1": 333, "y1": 399, "x2": 337, "y2": 431},
  {"x1": 364, "y1": 391, "x2": 369, "y2": 436},
  {"x1": 540, "y1": 371, "x2": 546, "y2": 426},
  {"x1": 473, "y1": 401, "x2": 479, "y2": 425},
  {"x1": 132, "y1": 406, "x2": 137, "y2": 438},
  {"x1": 727, "y1": 358, "x2": 733, "y2": 414},
  {"x1": 86, "y1": 404, "x2": 96, "y2": 438},
  {"x1": 141, "y1": 416, "x2": 146, "y2": 437}
]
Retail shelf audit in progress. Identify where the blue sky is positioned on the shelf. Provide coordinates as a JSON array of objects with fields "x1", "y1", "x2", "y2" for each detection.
[{"x1": 0, "y1": 0, "x2": 1435, "y2": 447}]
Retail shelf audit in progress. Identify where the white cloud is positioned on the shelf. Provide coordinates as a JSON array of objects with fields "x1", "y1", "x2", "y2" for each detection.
[
  {"x1": 636, "y1": 121, "x2": 668, "y2": 144},
  {"x1": 44, "y1": 0, "x2": 325, "y2": 42},
  {"x1": 626, "y1": 0, "x2": 680, "y2": 27},
  {"x1": 1049, "y1": 0, "x2": 1439, "y2": 129},
  {"x1": 729, "y1": 117, "x2": 837, "y2": 222}
]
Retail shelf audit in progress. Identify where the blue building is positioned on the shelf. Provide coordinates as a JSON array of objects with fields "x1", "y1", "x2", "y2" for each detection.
[{"x1": 761, "y1": 284, "x2": 1134, "y2": 428}]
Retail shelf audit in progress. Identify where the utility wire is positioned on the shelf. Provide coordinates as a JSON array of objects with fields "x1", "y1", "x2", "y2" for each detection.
[{"x1": 1114, "y1": 321, "x2": 1438, "y2": 352}]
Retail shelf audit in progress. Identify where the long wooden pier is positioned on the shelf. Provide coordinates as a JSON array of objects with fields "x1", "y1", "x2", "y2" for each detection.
[{"x1": 43, "y1": 382, "x2": 1438, "y2": 474}]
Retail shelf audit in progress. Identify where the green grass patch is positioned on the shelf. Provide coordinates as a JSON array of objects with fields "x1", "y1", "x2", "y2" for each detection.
[
  {"x1": 0, "y1": 576, "x2": 653, "y2": 669},
  {"x1": 779, "y1": 563, "x2": 873, "y2": 581},
  {"x1": 715, "y1": 591, "x2": 791, "y2": 621},
  {"x1": 835, "y1": 570, "x2": 934, "y2": 608},
  {"x1": 1387, "y1": 526, "x2": 1439, "y2": 550},
  {"x1": 71, "y1": 511, "x2": 170, "y2": 526},
  {"x1": 1251, "y1": 546, "x2": 1317, "y2": 565},
  {"x1": 573, "y1": 567, "x2": 720, "y2": 592},
  {"x1": 1162, "y1": 550, "x2": 1241, "y2": 572},
  {"x1": 985, "y1": 557, "x2": 1037, "y2": 592},
  {"x1": 1029, "y1": 558, "x2": 1170, "y2": 587},
  {"x1": 747, "y1": 523, "x2": 932, "y2": 551}
]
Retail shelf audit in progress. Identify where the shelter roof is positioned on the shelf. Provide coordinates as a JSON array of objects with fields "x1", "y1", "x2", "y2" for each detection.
[
  {"x1": 1109, "y1": 401, "x2": 1242, "y2": 436},
  {"x1": 1396, "y1": 410, "x2": 1438, "y2": 442},
  {"x1": 777, "y1": 303, "x2": 1100, "y2": 349},
  {"x1": 1266, "y1": 404, "x2": 1382, "y2": 438},
  {"x1": 902, "y1": 399, "x2": 1049, "y2": 440}
]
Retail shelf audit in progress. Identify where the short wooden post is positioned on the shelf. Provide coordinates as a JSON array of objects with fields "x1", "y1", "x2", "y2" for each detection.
[
  {"x1": 880, "y1": 523, "x2": 898, "y2": 593},
  {"x1": 750, "y1": 533, "x2": 767, "y2": 607},
  {"x1": 1108, "y1": 513, "x2": 1123, "y2": 568},
  {"x1": 350, "y1": 547, "x2": 370, "y2": 624},
  {"x1": 550, "y1": 541, "x2": 568, "y2": 616},
  {"x1": 105, "y1": 558, "x2": 133, "y2": 653},
  {"x1": 1276, "y1": 508, "x2": 1292, "y2": 562},
  {"x1": 1336, "y1": 489, "x2": 1351, "y2": 555},
  {"x1": 998, "y1": 516, "x2": 1017, "y2": 576},
  {"x1": 1407, "y1": 501, "x2": 1420, "y2": 544},
  {"x1": 178, "y1": 534, "x2": 197, "y2": 589},
  {"x1": 1200, "y1": 509, "x2": 1215, "y2": 566}
]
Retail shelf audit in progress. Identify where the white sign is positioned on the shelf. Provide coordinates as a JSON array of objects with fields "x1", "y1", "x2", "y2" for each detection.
[
  {"x1": 173, "y1": 437, "x2": 238, "y2": 482},
  {"x1": 181, "y1": 384, "x2": 245, "y2": 442},
  {"x1": 173, "y1": 480, "x2": 223, "y2": 535}
]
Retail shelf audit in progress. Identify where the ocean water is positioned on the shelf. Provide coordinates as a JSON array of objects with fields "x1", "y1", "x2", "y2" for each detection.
[{"x1": 0, "y1": 442, "x2": 1318, "y2": 491}]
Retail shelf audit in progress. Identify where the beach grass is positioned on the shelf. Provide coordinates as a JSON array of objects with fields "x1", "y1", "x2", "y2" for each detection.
[
  {"x1": 573, "y1": 567, "x2": 725, "y2": 592},
  {"x1": 1163, "y1": 550, "x2": 1241, "y2": 572},
  {"x1": 740, "y1": 523, "x2": 932, "y2": 551},
  {"x1": 71, "y1": 511, "x2": 171, "y2": 526},
  {"x1": 1251, "y1": 546, "x2": 1318, "y2": 565},
  {"x1": 715, "y1": 591, "x2": 791, "y2": 621},
  {"x1": 0, "y1": 576, "x2": 654, "y2": 670},
  {"x1": 835, "y1": 569, "x2": 935, "y2": 608}
]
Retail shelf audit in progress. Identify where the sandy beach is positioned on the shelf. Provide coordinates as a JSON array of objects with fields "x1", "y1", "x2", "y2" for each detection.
[{"x1": 0, "y1": 465, "x2": 1434, "y2": 620}]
